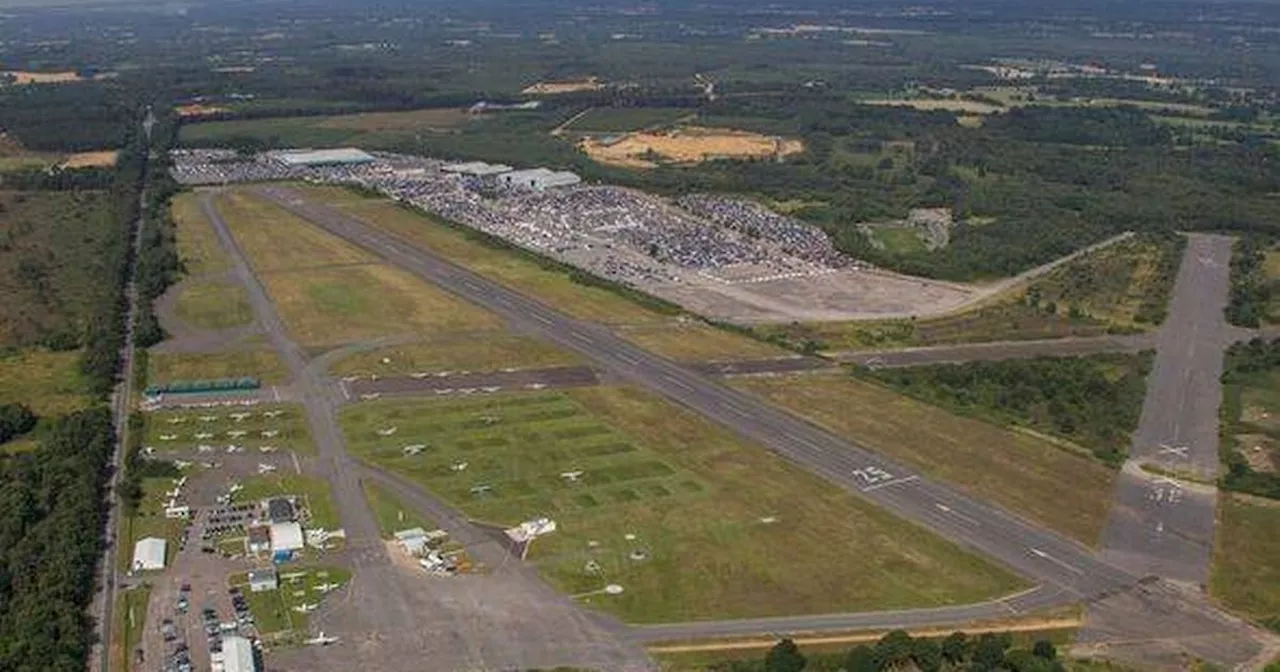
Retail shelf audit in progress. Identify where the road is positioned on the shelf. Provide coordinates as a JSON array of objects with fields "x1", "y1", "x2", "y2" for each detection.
[
  {"x1": 91, "y1": 190, "x2": 148, "y2": 672},
  {"x1": 200, "y1": 191, "x2": 654, "y2": 671},
  {"x1": 256, "y1": 185, "x2": 1140, "y2": 601}
]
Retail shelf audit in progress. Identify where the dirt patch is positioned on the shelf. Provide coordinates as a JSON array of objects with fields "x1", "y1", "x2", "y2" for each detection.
[
  {"x1": 314, "y1": 107, "x2": 470, "y2": 132},
  {"x1": 522, "y1": 78, "x2": 603, "y2": 95},
  {"x1": 60, "y1": 150, "x2": 119, "y2": 168},
  {"x1": 1235, "y1": 434, "x2": 1278, "y2": 474},
  {"x1": 175, "y1": 104, "x2": 231, "y2": 118},
  {"x1": 2, "y1": 70, "x2": 83, "y2": 85},
  {"x1": 580, "y1": 126, "x2": 804, "y2": 168},
  {"x1": 384, "y1": 539, "x2": 424, "y2": 572}
]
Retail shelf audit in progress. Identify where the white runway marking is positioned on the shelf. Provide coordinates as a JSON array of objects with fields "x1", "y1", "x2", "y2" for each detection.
[
  {"x1": 1028, "y1": 548, "x2": 1084, "y2": 575},
  {"x1": 662, "y1": 374, "x2": 693, "y2": 392},
  {"x1": 862, "y1": 475, "x2": 919, "y2": 492},
  {"x1": 934, "y1": 502, "x2": 979, "y2": 526}
]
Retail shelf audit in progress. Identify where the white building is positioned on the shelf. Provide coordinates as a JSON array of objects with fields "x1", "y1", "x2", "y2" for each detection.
[
  {"x1": 441, "y1": 161, "x2": 512, "y2": 177},
  {"x1": 505, "y1": 517, "x2": 557, "y2": 543},
  {"x1": 269, "y1": 521, "x2": 305, "y2": 552},
  {"x1": 222, "y1": 635, "x2": 257, "y2": 672},
  {"x1": 498, "y1": 168, "x2": 581, "y2": 191},
  {"x1": 273, "y1": 148, "x2": 375, "y2": 167},
  {"x1": 131, "y1": 537, "x2": 166, "y2": 572},
  {"x1": 248, "y1": 568, "x2": 278, "y2": 592}
]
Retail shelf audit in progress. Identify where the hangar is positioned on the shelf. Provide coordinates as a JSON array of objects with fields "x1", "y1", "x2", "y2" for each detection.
[
  {"x1": 221, "y1": 635, "x2": 257, "y2": 672},
  {"x1": 273, "y1": 147, "x2": 375, "y2": 167},
  {"x1": 498, "y1": 167, "x2": 581, "y2": 191},
  {"x1": 131, "y1": 537, "x2": 167, "y2": 572}
]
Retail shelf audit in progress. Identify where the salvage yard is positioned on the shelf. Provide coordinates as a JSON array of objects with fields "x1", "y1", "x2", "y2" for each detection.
[{"x1": 339, "y1": 387, "x2": 1025, "y2": 623}]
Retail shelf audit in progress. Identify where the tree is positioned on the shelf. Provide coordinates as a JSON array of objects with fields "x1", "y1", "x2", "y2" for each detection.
[
  {"x1": 941, "y1": 632, "x2": 970, "y2": 665},
  {"x1": 970, "y1": 633, "x2": 1011, "y2": 671},
  {"x1": 874, "y1": 630, "x2": 916, "y2": 670},
  {"x1": 764, "y1": 638, "x2": 806, "y2": 672},
  {"x1": 1032, "y1": 639, "x2": 1057, "y2": 660},
  {"x1": 844, "y1": 644, "x2": 878, "y2": 672}
]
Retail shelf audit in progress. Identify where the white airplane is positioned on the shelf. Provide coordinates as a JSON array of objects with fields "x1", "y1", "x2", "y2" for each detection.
[
  {"x1": 173, "y1": 460, "x2": 192, "y2": 469},
  {"x1": 292, "y1": 603, "x2": 319, "y2": 614},
  {"x1": 261, "y1": 430, "x2": 279, "y2": 438},
  {"x1": 257, "y1": 463, "x2": 277, "y2": 474},
  {"x1": 263, "y1": 410, "x2": 283, "y2": 418},
  {"x1": 259, "y1": 445, "x2": 279, "y2": 453},
  {"x1": 226, "y1": 444, "x2": 244, "y2": 454},
  {"x1": 410, "y1": 372, "x2": 431, "y2": 379},
  {"x1": 143, "y1": 446, "x2": 156, "y2": 455},
  {"x1": 228, "y1": 483, "x2": 243, "y2": 493},
  {"x1": 525, "y1": 383, "x2": 546, "y2": 390},
  {"x1": 194, "y1": 432, "x2": 214, "y2": 440},
  {"x1": 560, "y1": 471, "x2": 584, "y2": 482},
  {"x1": 313, "y1": 583, "x2": 340, "y2": 594},
  {"x1": 197, "y1": 444, "x2": 214, "y2": 453},
  {"x1": 167, "y1": 417, "x2": 186, "y2": 425},
  {"x1": 341, "y1": 376, "x2": 360, "y2": 383},
  {"x1": 198, "y1": 415, "x2": 218, "y2": 422},
  {"x1": 450, "y1": 461, "x2": 469, "y2": 472},
  {"x1": 304, "y1": 632, "x2": 339, "y2": 646},
  {"x1": 159, "y1": 434, "x2": 178, "y2": 441},
  {"x1": 229, "y1": 412, "x2": 251, "y2": 422},
  {"x1": 376, "y1": 427, "x2": 398, "y2": 437},
  {"x1": 402, "y1": 444, "x2": 425, "y2": 456},
  {"x1": 359, "y1": 393, "x2": 381, "y2": 401},
  {"x1": 481, "y1": 386, "x2": 501, "y2": 393},
  {"x1": 434, "y1": 389, "x2": 453, "y2": 395},
  {"x1": 227, "y1": 430, "x2": 248, "y2": 439}
]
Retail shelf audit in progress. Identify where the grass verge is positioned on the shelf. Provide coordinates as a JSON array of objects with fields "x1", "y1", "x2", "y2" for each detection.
[
  {"x1": 329, "y1": 334, "x2": 581, "y2": 376},
  {"x1": 339, "y1": 387, "x2": 1025, "y2": 623},
  {"x1": 361, "y1": 480, "x2": 437, "y2": 537},
  {"x1": 147, "y1": 349, "x2": 289, "y2": 385},
  {"x1": 618, "y1": 322, "x2": 792, "y2": 362},
  {"x1": 109, "y1": 585, "x2": 152, "y2": 672},
  {"x1": 171, "y1": 192, "x2": 230, "y2": 276},
  {"x1": 173, "y1": 280, "x2": 254, "y2": 330},
  {"x1": 731, "y1": 373, "x2": 1115, "y2": 544},
  {"x1": 1212, "y1": 494, "x2": 1280, "y2": 631}
]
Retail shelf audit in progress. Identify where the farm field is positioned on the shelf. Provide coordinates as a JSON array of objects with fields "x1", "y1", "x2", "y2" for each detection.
[
  {"x1": 758, "y1": 233, "x2": 1182, "y2": 351},
  {"x1": 60, "y1": 150, "x2": 117, "y2": 168},
  {"x1": 617, "y1": 322, "x2": 791, "y2": 362},
  {"x1": 173, "y1": 280, "x2": 254, "y2": 330},
  {"x1": 143, "y1": 403, "x2": 316, "y2": 455},
  {"x1": 235, "y1": 473, "x2": 341, "y2": 530},
  {"x1": 148, "y1": 349, "x2": 289, "y2": 385},
  {"x1": 1212, "y1": 495, "x2": 1280, "y2": 632},
  {"x1": 329, "y1": 334, "x2": 581, "y2": 377},
  {"x1": 305, "y1": 185, "x2": 672, "y2": 325},
  {"x1": 339, "y1": 388, "x2": 1025, "y2": 623},
  {"x1": 0, "y1": 348, "x2": 90, "y2": 416},
  {"x1": 0, "y1": 189, "x2": 115, "y2": 347},
  {"x1": 578, "y1": 126, "x2": 804, "y2": 168},
  {"x1": 863, "y1": 98, "x2": 1004, "y2": 114},
  {"x1": 179, "y1": 107, "x2": 471, "y2": 147},
  {"x1": 731, "y1": 373, "x2": 1116, "y2": 544},
  {"x1": 566, "y1": 107, "x2": 692, "y2": 132}
]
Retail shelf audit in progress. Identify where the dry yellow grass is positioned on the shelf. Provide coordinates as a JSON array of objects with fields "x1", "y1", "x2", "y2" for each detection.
[
  {"x1": 313, "y1": 107, "x2": 469, "y2": 132},
  {"x1": 864, "y1": 98, "x2": 1004, "y2": 114},
  {"x1": 148, "y1": 349, "x2": 289, "y2": 384},
  {"x1": 732, "y1": 373, "x2": 1115, "y2": 544},
  {"x1": 522, "y1": 78, "x2": 604, "y2": 94},
  {"x1": 330, "y1": 335, "x2": 580, "y2": 376},
  {"x1": 259, "y1": 263, "x2": 503, "y2": 346},
  {"x1": 216, "y1": 191, "x2": 377, "y2": 272},
  {"x1": 174, "y1": 104, "x2": 230, "y2": 118},
  {"x1": 60, "y1": 150, "x2": 118, "y2": 168},
  {"x1": 171, "y1": 193, "x2": 230, "y2": 276},
  {"x1": 0, "y1": 348, "x2": 91, "y2": 416},
  {"x1": 619, "y1": 322, "x2": 790, "y2": 362},
  {"x1": 580, "y1": 126, "x2": 805, "y2": 168},
  {"x1": 2, "y1": 70, "x2": 83, "y2": 84}
]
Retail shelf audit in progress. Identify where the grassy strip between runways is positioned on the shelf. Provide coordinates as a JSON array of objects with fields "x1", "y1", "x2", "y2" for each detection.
[
  {"x1": 361, "y1": 480, "x2": 437, "y2": 537},
  {"x1": 340, "y1": 387, "x2": 1025, "y2": 623},
  {"x1": 330, "y1": 334, "x2": 581, "y2": 377},
  {"x1": 171, "y1": 192, "x2": 231, "y2": 276},
  {"x1": 731, "y1": 373, "x2": 1115, "y2": 545},
  {"x1": 1212, "y1": 494, "x2": 1280, "y2": 632},
  {"x1": 215, "y1": 190, "x2": 377, "y2": 273},
  {"x1": 147, "y1": 349, "x2": 289, "y2": 385},
  {"x1": 173, "y1": 279, "x2": 255, "y2": 330}
]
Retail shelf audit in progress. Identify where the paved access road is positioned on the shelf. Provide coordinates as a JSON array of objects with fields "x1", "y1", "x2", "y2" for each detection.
[{"x1": 256, "y1": 185, "x2": 1138, "y2": 600}]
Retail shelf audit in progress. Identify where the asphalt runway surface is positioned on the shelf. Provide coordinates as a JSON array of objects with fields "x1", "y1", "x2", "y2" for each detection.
[
  {"x1": 255, "y1": 188, "x2": 1136, "y2": 598},
  {"x1": 834, "y1": 334, "x2": 1156, "y2": 368},
  {"x1": 253, "y1": 187, "x2": 1275, "y2": 665},
  {"x1": 201, "y1": 191, "x2": 654, "y2": 671}
]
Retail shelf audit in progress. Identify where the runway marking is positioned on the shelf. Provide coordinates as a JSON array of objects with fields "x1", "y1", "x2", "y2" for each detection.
[
  {"x1": 934, "y1": 502, "x2": 979, "y2": 526},
  {"x1": 532, "y1": 314, "x2": 553, "y2": 326},
  {"x1": 852, "y1": 466, "x2": 894, "y2": 486},
  {"x1": 1028, "y1": 548, "x2": 1083, "y2": 575},
  {"x1": 662, "y1": 374, "x2": 693, "y2": 392},
  {"x1": 618, "y1": 351, "x2": 640, "y2": 366},
  {"x1": 1158, "y1": 444, "x2": 1189, "y2": 458},
  {"x1": 339, "y1": 382, "x2": 350, "y2": 401},
  {"x1": 862, "y1": 475, "x2": 919, "y2": 492}
]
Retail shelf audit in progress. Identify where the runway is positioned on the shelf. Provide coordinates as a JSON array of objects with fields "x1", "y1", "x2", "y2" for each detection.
[
  {"x1": 833, "y1": 334, "x2": 1156, "y2": 368},
  {"x1": 251, "y1": 186, "x2": 1276, "y2": 663}
]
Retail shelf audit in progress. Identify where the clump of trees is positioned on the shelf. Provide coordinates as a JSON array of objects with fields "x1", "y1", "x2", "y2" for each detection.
[
  {"x1": 1221, "y1": 338, "x2": 1280, "y2": 500},
  {"x1": 716, "y1": 630, "x2": 1063, "y2": 672},
  {"x1": 859, "y1": 354, "x2": 1151, "y2": 465},
  {"x1": 0, "y1": 402, "x2": 37, "y2": 444},
  {"x1": 0, "y1": 407, "x2": 114, "y2": 672},
  {"x1": 1225, "y1": 237, "x2": 1275, "y2": 328}
]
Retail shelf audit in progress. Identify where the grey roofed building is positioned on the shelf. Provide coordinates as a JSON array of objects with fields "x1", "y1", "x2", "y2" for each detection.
[
  {"x1": 498, "y1": 167, "x2": 581, "y2": 191},
  {"x1": 266, "y1": 497, "x2": 295, "y2": 523},
  {"x1": 222, "y1": 635, "x2": 257, "y2": 672},
  {"x1": 248, "y1": 567, "x2": 278, "y2": 592},
  {"x1": 273, "y1": 147, "x2": 375, "y2": 167}
]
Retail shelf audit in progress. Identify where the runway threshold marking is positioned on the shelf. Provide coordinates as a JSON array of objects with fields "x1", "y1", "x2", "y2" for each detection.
[
  {"x1": 532, "y1": 314, "x2": 553, "y2": 326},
  {"x1": 1028, "y1": 548, "x2": 1084, "y2": 575},
  {"x1": 662, "y1": 374, "x2": 694, "y2": 392},
  {"x1": 861, "y1": 475, "x2": 919, "y2": 492}
]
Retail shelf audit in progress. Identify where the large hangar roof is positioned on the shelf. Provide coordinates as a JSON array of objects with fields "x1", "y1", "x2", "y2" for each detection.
[{"x1": 275, "y1": 147, "x2": 375, "y2": 166}]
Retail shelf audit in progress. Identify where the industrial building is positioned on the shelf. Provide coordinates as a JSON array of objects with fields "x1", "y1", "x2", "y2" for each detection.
[
  {"x1": 247, "y1": 525, "x2": 271, "y2": 554},
  {"x1": 221, "y1": 635, "x2": 257, "y2": 672},
  {"x1": 131, "y1": 537, "x2": 166, "y2": 572},
  {"x1": 248, "y1": 567, "x2": 279, "y2": 592},
  {"x1": 272, "y1": 147, "x2": 375, "y2": 167},
  {"x1": 498, "y1": 167, "x2": 581, "y2": 191},
  {"x1": 269, "y1": 521, "x2": 305, "y2": 560}
]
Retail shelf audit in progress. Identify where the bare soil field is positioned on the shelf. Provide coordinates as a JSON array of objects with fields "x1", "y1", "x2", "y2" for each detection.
[
  {"x1": 60, "y1": 150, "x2": 119, "y2": 168},
  {"x1": 2, "y1": 70, "x2": 83, "y2": 84},
  {"x1": 313, "y1": 107, "x2": 470, "y2": 132},
  {"x1": 174, "y1": 104, "x2": 231, "y2": 118},
  {"x1": 522, "y1": 78, "x2": 603, "y2": 94},
  {"x1": 579, "y1": 126, "x2": 804, "y2": 168}
]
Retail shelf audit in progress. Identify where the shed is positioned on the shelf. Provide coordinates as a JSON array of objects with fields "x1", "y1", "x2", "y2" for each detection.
[
  {"x1": 247, "y1": 525, "x2": 271, "y2": 553},
  {"x1": 269, "y1": 521, "x2": 305, "y2": 552},
  {"x1": 248, "y1": 568, "x2": 278, "y2": 593},
  {"x1": 222, "y1": 635, "x2": 257, "y2": 672},
  {"x1": 393, "y1": 527, "x2": 429, "y2": 556},
  {"x1": 131, "y1": 537, "x2": 166, "y2": 572}
]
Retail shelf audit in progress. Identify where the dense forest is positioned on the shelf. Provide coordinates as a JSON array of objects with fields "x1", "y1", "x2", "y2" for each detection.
[
  {"x1": 1220, "y1": 338, "x2": 1280, "y2": 500},
  {"x1": 859, "y1": 354, "x2": 1151, "y2": 465},
  {"x1": 714, "y1": 630, "x2": 1064, "y2": 672},
  {"x1": 0, "y1": 408, "x2": 114, "y2": 672}
]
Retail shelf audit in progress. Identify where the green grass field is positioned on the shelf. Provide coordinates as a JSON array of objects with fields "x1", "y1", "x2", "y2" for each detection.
[
  {"x1": 215, "y1": 191, "x2": 377, "y2": 273},
  {"x1": 870, "y1": 226, "x2": 930, "y2": 255},
  {"x1": 119, "y1": 476, "x2": 187, "y2": 573},
  {"x1": 330, "y1": 335, "x2": 581, "y2": 377},
  {"x1": 759, "y1": 233, "x2": 1182, "y2": 351},
  {"x1": 233, "y1": 565, "x2": 351, "y2": 640},
  {"x1": 143, "y1": 403, "x2": 315, "y2": 455},
  {"x1": 171, "y1": 192, "x2": 231, "y2": 276},
  {"x1": 1212, "y1": 495, "x2": 1280, "y2": 632},
  {"x1": 305, "y1": 186, "x2": 670, "y2": 325},
  {"x1": 147, "y1": 349, "x2": 290, "y2": 385},
  {"x1": 731, "y1": 373, "x2": 1115, "y2": 544},
  {"x1": 568, "y1": 107, "x2": 692, "y2": 133},
  {"x1": 0, "y1": 348, "x2": 90, "y2": 416},
  {"x1": 173, "y1": 280, "x2": 254, "y2": 329},
  {"x1": 618, "y1": 322, "x2": 791, "y2": 362},
  {"x1": 109, "y1": 585, "x2": 151, "y2": 672},
  {"x1": 236, "y1": 473, "x2": 341, "y2": 530},
  {"x1": 339, "y1": 387, "x2": 1025, "y2": 623},
  {"x1": 361, "y1": 480, "x2": 437, "y2": 537},
  {"x1": 179, "y1": 107, "x2": 472, "y2": 148},
  {"x1": 0, "y1": 189, "x2": 115, "y2": 347}
]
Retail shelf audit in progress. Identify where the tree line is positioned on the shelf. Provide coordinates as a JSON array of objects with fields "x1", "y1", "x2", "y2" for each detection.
[
  {"x1": 1221, "y1": 338, "x2": 1280, "y2": 500},
  {"x1": 718, "y1": 629, "x2": 1064, "y2": 672},
  {"x1": 1225, "y1": 236, "x2": 1275, "y2": 328}
]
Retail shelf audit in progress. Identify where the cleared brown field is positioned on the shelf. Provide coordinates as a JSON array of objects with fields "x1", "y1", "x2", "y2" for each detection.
[
  {"x1": 732, "y1": 373, "x2": 1116, "y2": 544},
  {"x1": 522, "y1": 78, "x2": 604, "y2": 94},
  {"x1": 2, "y1": 70, "x2": 83, "y2": 84},
  {"x1": 313, "y1": 107, "x2": 470, "y2": 132},
  {"x1": 174, "y1": 104, "x2": 231, "y2": 118},
  {"x1": 580, "y1": 126, "x2": 804, "y2": 168},
  {"x1": 60, "y1": 150, "x2": 118, "y2": 168}
]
